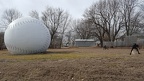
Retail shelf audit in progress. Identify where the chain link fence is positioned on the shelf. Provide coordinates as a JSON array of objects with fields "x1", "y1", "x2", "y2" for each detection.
[{"x1": 103, "y1": 36, "x2": 144, "y2": 48}]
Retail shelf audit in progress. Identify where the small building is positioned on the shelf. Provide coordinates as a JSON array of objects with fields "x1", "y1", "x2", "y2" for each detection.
[{"x1": 74, "y1": 39, "x2": 96, "y2": 47}]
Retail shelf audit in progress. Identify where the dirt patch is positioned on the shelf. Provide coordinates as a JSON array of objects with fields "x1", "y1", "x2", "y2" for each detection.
[{"x1": 0, "y1": 47, "x2": 144, "y2": 81}]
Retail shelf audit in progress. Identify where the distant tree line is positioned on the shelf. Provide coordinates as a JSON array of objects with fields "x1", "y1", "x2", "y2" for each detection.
[
  {"x1": 74, "y1": 0, "x2": 144, "y2": 47},
  {"x1": 0, "y1": 0, "x2": 144, "y2": 48}
]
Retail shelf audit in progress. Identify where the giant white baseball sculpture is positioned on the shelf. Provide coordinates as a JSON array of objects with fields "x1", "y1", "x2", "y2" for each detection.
[{"x1": 4, "y1": 17, "x2": 51, "y2": 54}]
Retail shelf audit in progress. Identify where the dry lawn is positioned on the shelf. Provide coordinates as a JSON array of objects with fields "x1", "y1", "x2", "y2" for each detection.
[{"x1": 0, "y1": 47, "x2": 144, "y2": 81}]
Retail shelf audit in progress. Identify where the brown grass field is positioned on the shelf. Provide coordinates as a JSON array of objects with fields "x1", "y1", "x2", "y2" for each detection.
[{"x1": 0, "y1": 47, "x2": 144, "y2": 81}]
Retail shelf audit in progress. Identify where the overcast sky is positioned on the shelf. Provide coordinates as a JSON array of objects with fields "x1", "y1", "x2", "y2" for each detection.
[{"x1": 0, "y1": 0, "x2": 99, "y2": 19}]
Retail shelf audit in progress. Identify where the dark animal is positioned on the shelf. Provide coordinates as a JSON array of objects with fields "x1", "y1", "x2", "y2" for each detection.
[{"x1": 103, "y1": 45, "x2": 108, "y2": 50}]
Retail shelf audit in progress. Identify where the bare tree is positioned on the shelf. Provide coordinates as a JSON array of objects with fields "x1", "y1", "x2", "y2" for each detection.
[
  {"x1": 138, "y1": 1, "x2": 144, "y2": 33},
  {"x1": 141, "y1": 1, "x2": 144, "y2": 11},
  {"x1": 106, "y1": 0, "x2": 124, "y2": 41},
  {"x1": 140, "y1": 1, "x2": 144, "y2": 21},
  {"x1": 29, "y1": 10, "x2": 39, "y2": 19},
  {"x1": 83, "y1": 0, "x2": 123, "y2": 46},
  {"x1": 73, "y1": 19, "x2": 93, "y2": 39},
  {"x1": 119, "y1": 0, "x2": 141, "y2": 36},
  {"x1": 82, "y1": 0, "x2": 142, "y2": 47},
  {"x1": 0, "y1": 9, "x2": 22, "y2": 48},
  {"x1": 83, "y1": 4, "x2": 105, "y2": 47},
  {"x1": 65, "y1": 30, "x2": 73, "y2": 46},
  {"x1": 60, "y1": 12, "x2": 71, "y2": 46},
  {"x1": 41, "y1": 6, "x2": 71, "y2": 48},
  {"x1": 0, "y1": 8, "x2": 22, "y2": 29}
]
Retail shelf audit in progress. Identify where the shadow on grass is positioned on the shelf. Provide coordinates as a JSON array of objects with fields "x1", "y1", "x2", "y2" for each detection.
[
  {"x1": 46, "y1": 51, "x2": 76, "y2": 54},
  {"x1": 11, "y1": 51, "x2": 77, "y2": 56}
]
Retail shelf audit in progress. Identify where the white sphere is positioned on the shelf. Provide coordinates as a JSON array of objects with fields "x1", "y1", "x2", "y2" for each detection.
[{"x1": 4, "y1": 17, "x2": 51, "y2": 54}]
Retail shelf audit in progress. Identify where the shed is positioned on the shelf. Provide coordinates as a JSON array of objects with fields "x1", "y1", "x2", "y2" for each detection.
[{"x1": 74, "y1": 39, "x2": 96, "y2": 47}]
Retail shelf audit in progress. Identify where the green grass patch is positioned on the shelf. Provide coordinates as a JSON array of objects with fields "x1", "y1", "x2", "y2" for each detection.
[
  {"x1": 0, "y1": 48, "x2": 137, "y2": 61},
  {"x1": 0, "y1": 52, "x2": 126, "y2": 61},
  {"x1": 0, "y1": 51, "x2": 95, "y2": 60}
]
